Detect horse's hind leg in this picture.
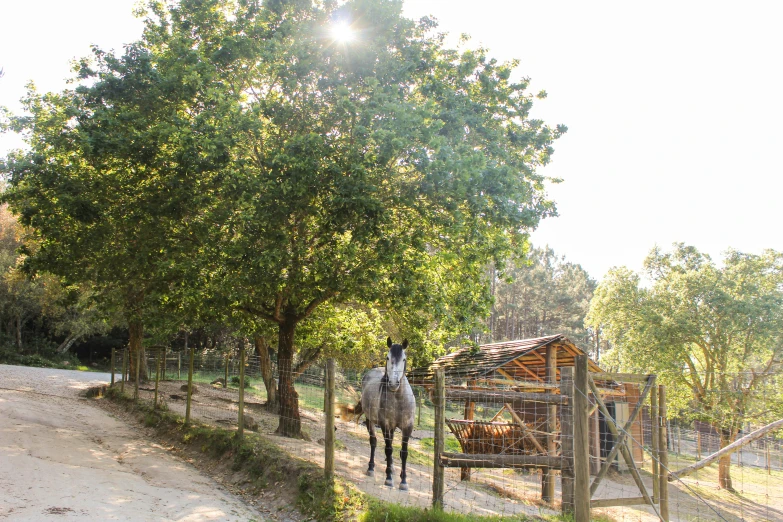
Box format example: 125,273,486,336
366,422,377,476
383,426,394,487
399,425,412,491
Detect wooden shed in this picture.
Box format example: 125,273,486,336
409,335,646,473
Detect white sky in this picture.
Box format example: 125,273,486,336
1,1,781,279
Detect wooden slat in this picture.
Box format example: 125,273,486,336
440,453,562,469
446,389,567,404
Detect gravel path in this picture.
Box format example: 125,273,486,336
0,364,264,521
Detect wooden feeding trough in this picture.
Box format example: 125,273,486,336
447,418,548,456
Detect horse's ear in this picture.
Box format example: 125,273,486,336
387,337,392,348
402,339,408,349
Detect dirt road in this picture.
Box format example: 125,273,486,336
0,365,264,521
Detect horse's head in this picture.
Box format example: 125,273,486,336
384,337,408,391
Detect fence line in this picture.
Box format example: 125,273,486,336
107,348,783,521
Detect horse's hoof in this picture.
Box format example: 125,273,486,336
366,469,374,477
384,478,394,488
399,482,409,491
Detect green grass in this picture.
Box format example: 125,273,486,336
421,436,463,453
0,349,90,371
358,502,546,522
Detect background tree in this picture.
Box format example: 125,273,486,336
488,246,596,351
587,244,783,490
2,25,237,377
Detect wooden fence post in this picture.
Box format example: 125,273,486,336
658,385,669,521
417,393,423,427
121,348,127,394
542,344,557,503
224,353,230,388
110,348,116,386
238,341,246,439
560,366,575,515
134,345,140,401
573,355,590,522
325,358,336,479
178,352,181,380
432,368,445,510
153,350,161,409
162,345,167,381
651,384,659,503
185,334,194,427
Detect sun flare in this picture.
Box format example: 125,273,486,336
331,22,355,43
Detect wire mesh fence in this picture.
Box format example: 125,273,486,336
107,348,783,521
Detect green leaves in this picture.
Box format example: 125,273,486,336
588,244,783,428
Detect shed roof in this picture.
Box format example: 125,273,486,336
408,334,603,386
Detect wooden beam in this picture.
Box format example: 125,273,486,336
511,359,545,382
669,418,783,481
440,453,562,469
505,403,547,454
489,404,509,422
594,372,651,384
496,367,518,382
591,497,650,508
446,389,567,405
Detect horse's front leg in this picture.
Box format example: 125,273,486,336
366,421,377,476
399,426,412,491
383,426,394,487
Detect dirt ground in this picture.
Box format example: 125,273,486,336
0,365,264,522
152,378,783,522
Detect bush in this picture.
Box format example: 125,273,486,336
230,375,252,388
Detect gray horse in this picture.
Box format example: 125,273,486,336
356,337,416,490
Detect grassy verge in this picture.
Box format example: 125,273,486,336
100,386,559,522
0,348,90,371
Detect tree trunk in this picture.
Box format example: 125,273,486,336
276,317,302,438
128,320,147,383
57,334,78,354
254,334,279,413
718,426,736,491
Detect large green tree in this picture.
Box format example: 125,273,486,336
168,0,566,436
587,244,783,490
4,0,564,437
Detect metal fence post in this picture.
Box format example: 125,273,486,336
432,368,445,510
325,358,336,479
224,353,230,388
110,348,115,386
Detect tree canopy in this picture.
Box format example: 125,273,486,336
587,244,783,490
3,0,565,437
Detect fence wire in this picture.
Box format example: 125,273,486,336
107,349,783,521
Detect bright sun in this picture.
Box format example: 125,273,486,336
331,22,355,43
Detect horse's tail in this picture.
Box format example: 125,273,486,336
336,400,362,422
